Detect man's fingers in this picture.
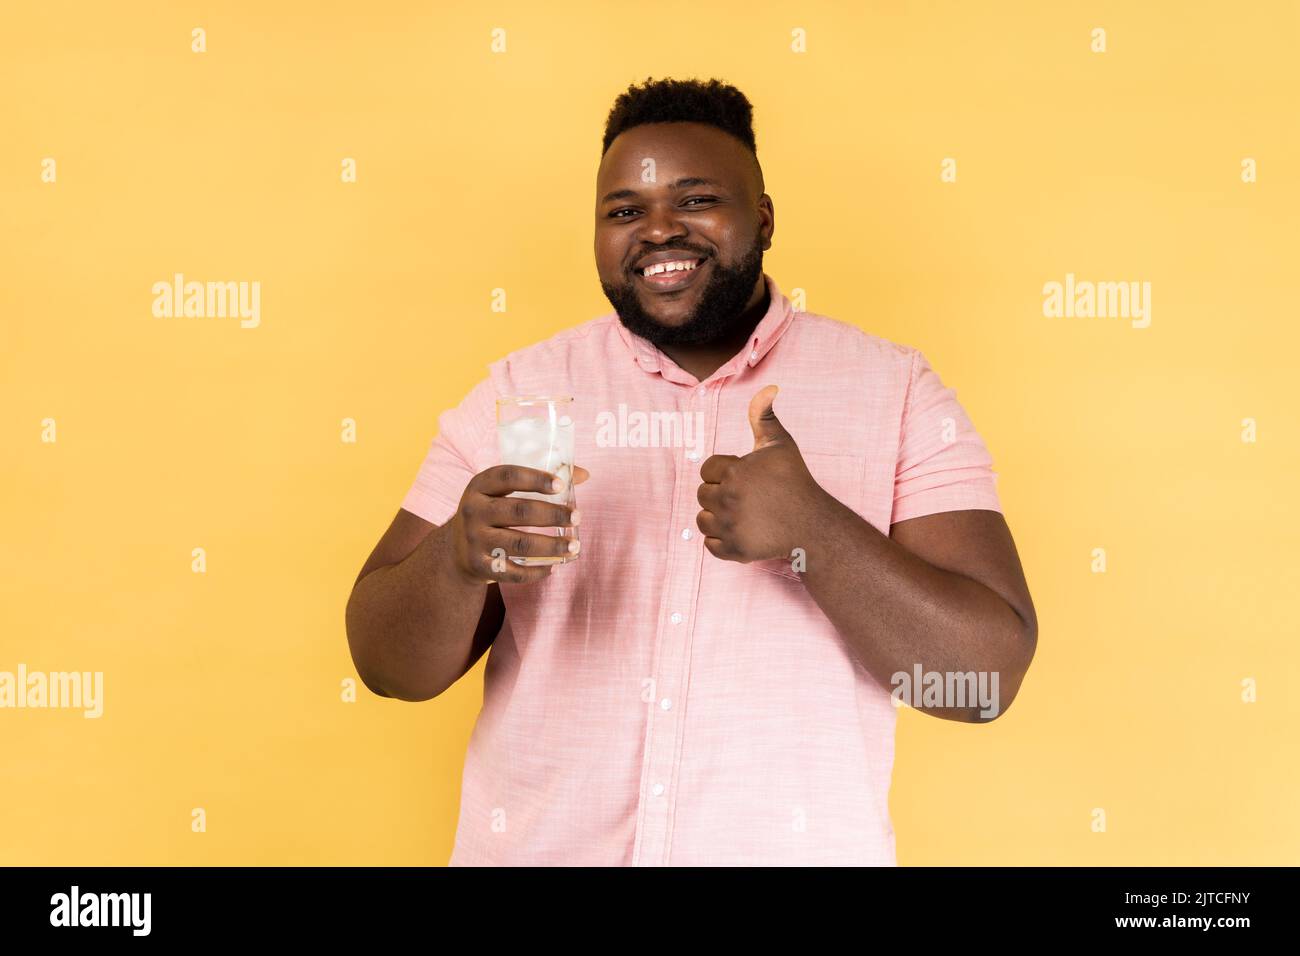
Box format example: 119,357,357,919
474,463,590,497
471,552,555,585
475,464,566,497
696,509,725,539
483,527,579,562
702,536,731,560
696,481,723,511
483,495,576,530
748,384,789,451
699,454,740,484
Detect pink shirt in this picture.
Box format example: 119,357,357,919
401,272,1002,866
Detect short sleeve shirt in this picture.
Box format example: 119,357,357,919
400,272,1002,865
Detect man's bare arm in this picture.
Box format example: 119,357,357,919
345,510,504,701
344,465,584,702
696,387,1036,723
797,503,1037,723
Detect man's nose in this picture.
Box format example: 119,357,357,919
635,202,689,245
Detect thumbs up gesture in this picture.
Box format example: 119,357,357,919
696,385,825,564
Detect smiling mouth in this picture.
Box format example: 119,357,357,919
633,256,708,292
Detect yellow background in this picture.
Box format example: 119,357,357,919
2,1,1296,865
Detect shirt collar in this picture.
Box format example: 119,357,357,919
614,272,795,386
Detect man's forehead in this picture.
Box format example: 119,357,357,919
597,123,749,188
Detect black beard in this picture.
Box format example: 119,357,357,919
601,235,765,349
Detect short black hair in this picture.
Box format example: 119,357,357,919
601,76,763,188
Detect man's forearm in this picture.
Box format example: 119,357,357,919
344,521,492,701
793,492,1034,722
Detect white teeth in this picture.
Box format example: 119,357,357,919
642,258,699,277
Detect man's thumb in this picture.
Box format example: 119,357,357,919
748,384,788,450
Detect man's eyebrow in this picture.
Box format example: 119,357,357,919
599,176,723,205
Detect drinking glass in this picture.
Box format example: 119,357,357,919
495,396,578,566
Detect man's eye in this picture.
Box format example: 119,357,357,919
609,197,716,218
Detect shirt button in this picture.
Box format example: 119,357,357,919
680,528,694,541
685,449,701,462
696,385,706,396
652,783,665,796
670,612,683,624
660,698,672,711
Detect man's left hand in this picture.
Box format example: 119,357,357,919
696,385,829,563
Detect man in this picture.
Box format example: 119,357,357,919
345,77,1037,866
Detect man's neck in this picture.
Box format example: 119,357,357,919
658,282,771,384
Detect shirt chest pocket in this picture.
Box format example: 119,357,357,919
751,451,865,582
